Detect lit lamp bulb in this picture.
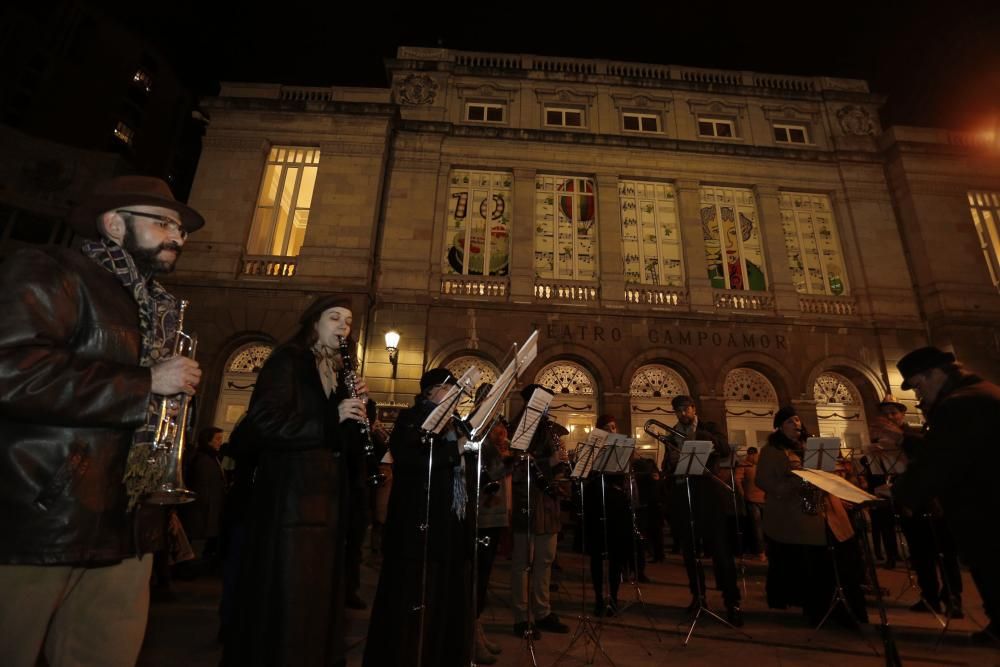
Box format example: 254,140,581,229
384,330,400,377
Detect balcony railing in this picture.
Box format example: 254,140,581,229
799,294,858,316
624,285,687,307
534,280,599,303
440,275,508,298
713,289,774,311
240,255,297,278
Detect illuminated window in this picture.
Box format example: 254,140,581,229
246,147,320,257
445,170,512,276
465,102,505,123
773,123,809,144
701,186,767,291
619,180,683,286
132,68,153,94
623,112,660,133
697,117,735,138
779,192,848,295
534,175,597,280
968,191,1000,292
544,107,584,128
112,121,134,146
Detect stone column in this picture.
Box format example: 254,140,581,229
595,172,626,307
753,184,800,314
510,167,537,302
675,179,714,311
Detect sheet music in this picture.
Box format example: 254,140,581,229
571,428,608,478
420,367,481,434
466,330,539,437
592,433,635,474
868,444,907,475
803,437,841,472
509,388,553,451
793,469,878,504
676,440,714,476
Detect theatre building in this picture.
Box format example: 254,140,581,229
174,46,1000,457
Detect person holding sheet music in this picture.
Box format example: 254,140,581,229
664,395,744,626
509,384,571,638
757,406,868,627
364,368,472,667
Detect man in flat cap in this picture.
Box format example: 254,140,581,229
0,176,204,666
890,346,1000,642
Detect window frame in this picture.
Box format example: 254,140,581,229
544,106,586,129
697,116,737,139
622,111,661,134
779,192,849,296
773,122,810,145
969,191,1000,292
245,146,321,258
465,102,506,124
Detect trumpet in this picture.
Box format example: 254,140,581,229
146,300,197,505
643,418,687,443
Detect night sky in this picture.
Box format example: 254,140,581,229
107,0,999,131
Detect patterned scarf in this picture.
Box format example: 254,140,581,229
82,238,179,510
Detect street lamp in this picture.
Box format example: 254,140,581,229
385,330,400,378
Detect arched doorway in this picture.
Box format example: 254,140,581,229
534,360,598,452
813,371,868,452
629,364,690,467
445,355,501,417
724,367,779,450
214,342,274,440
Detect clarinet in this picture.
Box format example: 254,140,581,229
338,336,385,488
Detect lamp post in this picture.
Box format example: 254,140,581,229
385,330,400,378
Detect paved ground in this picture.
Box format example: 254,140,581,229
137,546,1000,666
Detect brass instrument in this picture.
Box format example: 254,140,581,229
146,300,197,505
643,418,687,445
338,336,385,488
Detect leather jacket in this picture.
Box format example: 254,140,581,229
0,247,163,565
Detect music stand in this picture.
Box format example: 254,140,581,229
556,431,616,667
717,448,748,598
676,440,752,646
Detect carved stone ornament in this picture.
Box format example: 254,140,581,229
397,74,439,105
836,105,877,136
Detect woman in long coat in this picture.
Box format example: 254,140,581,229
223,295,368,667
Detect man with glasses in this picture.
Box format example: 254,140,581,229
0,175,204,666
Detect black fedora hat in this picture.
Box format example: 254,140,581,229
68,175,205,237
897,346,956,390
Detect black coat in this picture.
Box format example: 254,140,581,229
224,342,348,667
363,398,471,667
894,371,1000,559
0,247,162,565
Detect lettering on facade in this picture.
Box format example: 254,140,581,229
537,323,787,351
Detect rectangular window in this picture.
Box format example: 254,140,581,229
132,68,153,94
246,147,321,257
779,193,848,295
697,117,735,138
701,186,767,291
544,107,584,128
619,180,683,286
535,175,597,280
969,191,1000,291
773,123,809,144
445,170,512,276
465,102,505,123
112,121,134,146
623,112,660,133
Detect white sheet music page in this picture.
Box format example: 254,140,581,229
793,469,878,504
676,440,714,476
803,437,841,472
420,367,481,433
592,433,635,474
509,388,553,451
571,428,609,478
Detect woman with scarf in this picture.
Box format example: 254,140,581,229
757,406,868,627
223,295,367,667
363,368,472,667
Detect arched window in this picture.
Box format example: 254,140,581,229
214,342,274,439
723,367,779,450
534,361,597,447
813,371,867,451
445,355,500,416
629,364,690,466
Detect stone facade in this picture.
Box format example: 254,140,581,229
172,48,1000,449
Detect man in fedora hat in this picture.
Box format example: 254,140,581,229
0,175,204,666
889,346,1000,642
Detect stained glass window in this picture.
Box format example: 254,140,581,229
536,362,595,395
723,368,778,403
779,192,848,295
629,365,689,398
701,186,767,291
813,372,859,405
620,180,683,287
535,176,597,280
446,170,512,276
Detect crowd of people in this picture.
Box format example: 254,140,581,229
1,175,998,667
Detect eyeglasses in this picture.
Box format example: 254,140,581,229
118,210,188,239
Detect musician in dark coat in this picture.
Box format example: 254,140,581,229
222,295,368,667
890,347,1000,643
363,368,472,667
